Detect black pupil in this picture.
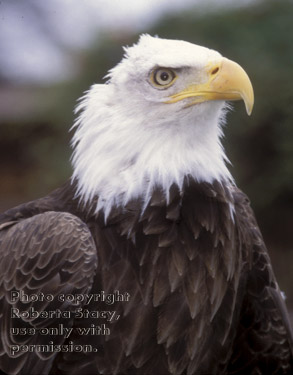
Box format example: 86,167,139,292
160,72,169,81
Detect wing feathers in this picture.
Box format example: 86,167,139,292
0,211,97,375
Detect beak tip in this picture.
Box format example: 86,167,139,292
243,91,254,116
245,98,254,116
247,107,253,116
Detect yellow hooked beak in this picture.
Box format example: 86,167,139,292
166,57,254,115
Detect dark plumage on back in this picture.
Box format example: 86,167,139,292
0,35,292,374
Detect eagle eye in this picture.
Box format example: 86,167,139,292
151,68,177,89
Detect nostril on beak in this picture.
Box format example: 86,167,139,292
211,67,220,75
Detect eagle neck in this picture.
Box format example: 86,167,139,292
71,85,233,219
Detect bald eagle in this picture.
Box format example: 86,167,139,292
0,35,292,375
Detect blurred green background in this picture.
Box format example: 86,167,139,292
0,0,292,315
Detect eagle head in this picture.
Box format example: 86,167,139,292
71,35,254,217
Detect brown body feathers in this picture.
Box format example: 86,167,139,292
0,178,292,374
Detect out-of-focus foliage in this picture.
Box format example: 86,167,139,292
0,0,292,300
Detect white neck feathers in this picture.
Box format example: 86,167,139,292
71,84,233,217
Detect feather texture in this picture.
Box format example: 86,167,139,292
0,180,291,374
0,209,97,375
